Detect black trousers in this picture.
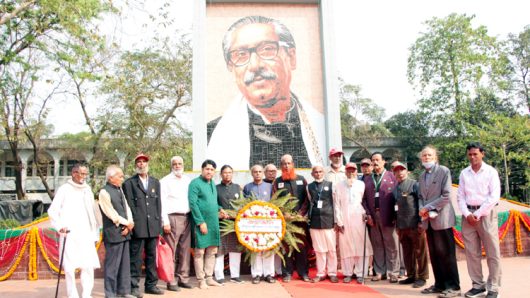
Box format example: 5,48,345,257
282,223,309,278
426,224,460,291
104,241,130,296
130,237,158,290
282,245,309,278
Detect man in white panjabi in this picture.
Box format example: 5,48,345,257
335,162,373,284
48,164,100,298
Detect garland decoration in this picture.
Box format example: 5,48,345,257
453,210,530,255
235,200,285,252
0,230,29,281
37,228,61,273
16,217,50,230
220,189,306,262
28,228,38,280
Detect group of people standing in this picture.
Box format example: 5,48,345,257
47,142,502,298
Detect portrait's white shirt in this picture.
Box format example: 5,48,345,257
207,94,325,170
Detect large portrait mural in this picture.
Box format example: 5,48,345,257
204,2,326,170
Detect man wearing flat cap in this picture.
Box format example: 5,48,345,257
123,153,164,297
360,158,373,180
325,148,346,185
392,162,429,288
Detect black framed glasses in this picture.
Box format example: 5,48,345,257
228,41,287,66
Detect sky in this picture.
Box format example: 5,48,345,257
49,0,529,135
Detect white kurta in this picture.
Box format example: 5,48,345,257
335,180,373,258
48,179,100,271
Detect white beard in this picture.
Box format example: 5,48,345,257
331,161,342,169
136,165,149,175
173,169,183,177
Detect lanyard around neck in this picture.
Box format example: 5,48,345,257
372,170,385,192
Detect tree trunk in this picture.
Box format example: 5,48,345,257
502,143,510,197
7,141,25,200
25,131,55,199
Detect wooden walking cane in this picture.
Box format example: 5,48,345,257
55,230,70,298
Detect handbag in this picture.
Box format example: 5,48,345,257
156,235,175,283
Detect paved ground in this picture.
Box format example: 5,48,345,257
1,257,528,297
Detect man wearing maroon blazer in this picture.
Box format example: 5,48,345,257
362,152,400,283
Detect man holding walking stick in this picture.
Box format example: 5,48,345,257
48,164,101,298
335,162,372,284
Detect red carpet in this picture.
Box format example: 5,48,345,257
280,270,388,298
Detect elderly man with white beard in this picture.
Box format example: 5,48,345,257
325,148,346,185
335,162,373,284
160,156,193,291
48,164,100,298
123,153,164,297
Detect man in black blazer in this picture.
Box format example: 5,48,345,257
123,153,164,297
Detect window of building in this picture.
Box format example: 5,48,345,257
4,161,16,177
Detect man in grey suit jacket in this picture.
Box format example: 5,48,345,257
417,146,460,298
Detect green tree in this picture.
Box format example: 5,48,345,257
1,0,111,68
506,25,530,112
384,110,431,170
407,13,511,136
1,0,113,199
470,114,529,200
339,78,391,155
100,36,192,176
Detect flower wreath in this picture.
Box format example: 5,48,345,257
235,201,286,252
219,189,307,261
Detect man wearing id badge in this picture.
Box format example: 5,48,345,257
272,154,310,282
214,165,244,284
307,165,338,283
361,152,400,283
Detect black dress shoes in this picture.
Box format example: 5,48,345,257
145,286,164,295
166,284,180,291
178,282,194,289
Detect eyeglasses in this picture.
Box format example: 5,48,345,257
228,41,287,67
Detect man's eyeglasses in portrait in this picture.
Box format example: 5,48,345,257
228,41,289,67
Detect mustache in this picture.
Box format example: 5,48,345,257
244,69,277,85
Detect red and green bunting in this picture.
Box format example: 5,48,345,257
453,210,530,253
1,210,529,280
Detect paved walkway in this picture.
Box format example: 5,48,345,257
1,257,528,297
